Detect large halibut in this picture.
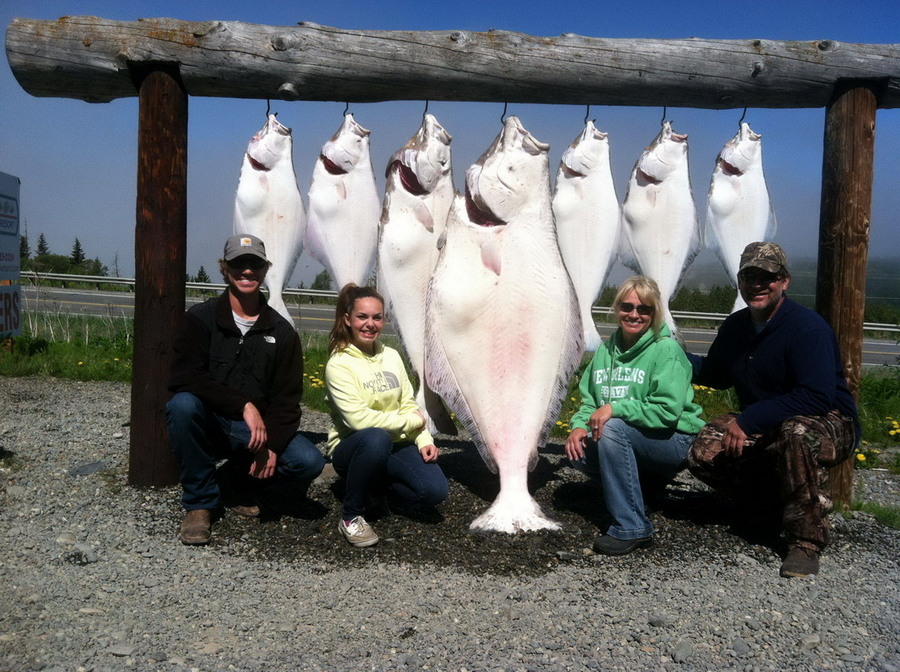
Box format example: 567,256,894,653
233,114,306,325
621,121,702,343
426,116,583,533
378,113,457,435
553,120,622,352
706,122,777,312
306,113,380,289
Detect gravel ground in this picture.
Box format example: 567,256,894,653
1,377,899,672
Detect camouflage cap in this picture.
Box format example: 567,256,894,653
738,241,789,276
224,234,269,264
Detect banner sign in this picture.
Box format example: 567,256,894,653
0,171,21,337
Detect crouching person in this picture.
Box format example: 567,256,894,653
687,242,858,577
166,234,324,545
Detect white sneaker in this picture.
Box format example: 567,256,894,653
339,516,379,547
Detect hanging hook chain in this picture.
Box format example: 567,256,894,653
265,98,271,118
423,100,430,120
660,106,667,125
584,104,591,125
500,102,508,124
343,102,350,116
738,107,748,127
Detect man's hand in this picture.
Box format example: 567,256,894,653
242,402,267,453
565,427,588,461
420,444,440,463
249,449,276,479
722,417,748,458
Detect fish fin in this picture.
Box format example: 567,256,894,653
617,224,642,274
303,212,330,270
536,289,584,453
417,384,459,436
765,203,777,241
414,201,435,233
480,240,502,275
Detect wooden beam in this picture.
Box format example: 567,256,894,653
815,80,877,508
128,64,187,488
6,16,900,108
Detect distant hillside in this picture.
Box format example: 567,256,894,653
681,256,900,309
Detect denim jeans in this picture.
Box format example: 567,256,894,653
574,418,693,540
166,392,325,510
330,427,449,519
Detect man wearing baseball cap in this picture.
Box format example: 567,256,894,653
687,242,859,577
165,234,324,545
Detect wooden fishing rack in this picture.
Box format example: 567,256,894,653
7,17,898,502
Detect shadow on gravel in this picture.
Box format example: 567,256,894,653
183,436,800,577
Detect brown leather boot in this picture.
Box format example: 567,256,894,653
179,509,212,545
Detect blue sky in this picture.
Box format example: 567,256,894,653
2,0,899,287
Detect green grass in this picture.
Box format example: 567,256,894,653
3,313,898,453
849,501,900,530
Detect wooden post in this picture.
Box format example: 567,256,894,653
128,65,188,487
816,80,878,508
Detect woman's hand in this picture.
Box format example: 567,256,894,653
722,416,748,458
420,444,440,463
588,404,613,441
565,428,588,461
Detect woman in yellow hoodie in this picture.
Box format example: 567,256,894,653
325,283,448,547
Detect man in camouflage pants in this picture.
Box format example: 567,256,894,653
687,242,859,578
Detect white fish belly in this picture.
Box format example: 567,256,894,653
378,180,454,433
427,212,581,532
706,170,775,311
233,159,306,324
554,170,620,352
306,166,380,289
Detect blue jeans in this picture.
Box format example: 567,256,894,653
166,392,325,510
331,427,449,519
574,418,692,540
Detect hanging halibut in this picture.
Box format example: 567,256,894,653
426,116,583,533
378,113,457,436
233,114,306,325
706,122,777,312
306,113,380,289
621,121,702,343
552,120,622,352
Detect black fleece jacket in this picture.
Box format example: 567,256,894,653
168,291,303,454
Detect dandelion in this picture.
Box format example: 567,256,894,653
857,453,866,462
77,361,84,366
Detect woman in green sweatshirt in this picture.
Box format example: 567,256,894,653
566,276,704,556
325,283,448,548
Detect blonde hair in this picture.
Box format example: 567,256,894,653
328,283,385,354
612,275,664,335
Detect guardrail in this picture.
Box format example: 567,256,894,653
19,271,900,334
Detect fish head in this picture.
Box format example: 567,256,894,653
245,114,293,171
635,121,688,184
465,116,550,226
387,113,453,195
717,122,762,176
320,113,371,174
559,120,610,178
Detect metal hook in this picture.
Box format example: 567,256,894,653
265,98,271,118
343,102,350,116
660,106,667,125
738,107,748,127
584,105,591,125
423,100,430,120
500,102,509,124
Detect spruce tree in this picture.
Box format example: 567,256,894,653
71,238,86,266
36,233,49,256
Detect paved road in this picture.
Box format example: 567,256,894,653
21,285,900,366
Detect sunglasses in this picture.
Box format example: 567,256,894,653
619,302,653,316
227,256,268,271
738,269,780,285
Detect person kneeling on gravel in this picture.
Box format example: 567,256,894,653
687,242,859,578
166,234,325,545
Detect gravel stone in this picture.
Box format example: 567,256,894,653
1,376,899,672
